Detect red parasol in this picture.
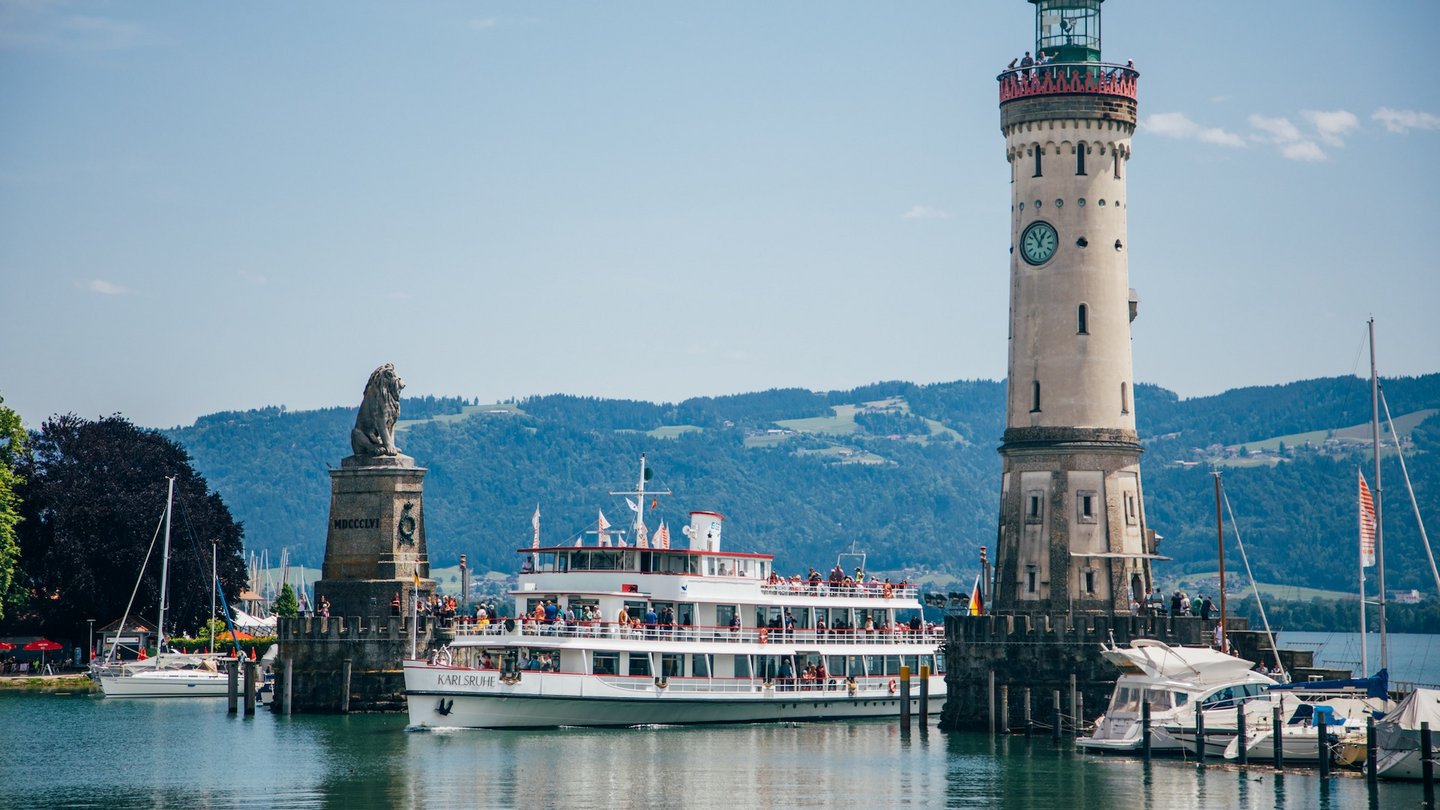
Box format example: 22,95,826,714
0,641,15,651
23,638,62,671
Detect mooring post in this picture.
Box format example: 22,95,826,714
1000,685,1010,735
1069,674,1078,737
227,659,239,715
1141,701,1152,762
1366,714,1377,784
1273,703,1284,770
1236,701,1248,766
243,660,256,716
899,665,912,729
988,670,996,737
1195,701,1206,765
282,657,293,716
1052,690,1062,744
1422,722,1435,809
1317,711,1330,778
1076,693,1084,737
340,658,353,714
1024,687,1033,738
918,664,930,725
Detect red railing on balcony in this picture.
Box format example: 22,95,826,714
998,62,1138,104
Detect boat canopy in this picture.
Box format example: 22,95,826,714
1269,668,1389,700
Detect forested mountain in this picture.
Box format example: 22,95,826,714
165,374,1440,594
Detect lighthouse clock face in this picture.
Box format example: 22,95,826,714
1020,220,1059,265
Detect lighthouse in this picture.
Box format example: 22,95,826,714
991,0,1156,614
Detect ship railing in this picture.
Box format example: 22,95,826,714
593,674,922,695
996,61,1139,104
757,582,918,600
454,621,941,646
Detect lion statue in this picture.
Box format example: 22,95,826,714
350,363,404,457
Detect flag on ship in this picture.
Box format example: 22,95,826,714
636,520,649,549
626,497,639,513
531,504,541,549
656,521,671,549
1359,470,1377,568
968,574,984,616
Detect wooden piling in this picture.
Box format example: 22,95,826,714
899,665,912,729
1317,711,1329,778
1194,701,1206,765
1024,687,1033,738
918,664,930,724
1068,674,1077,737
1366,714,1376,784
1141,701,1152,762
282,657,293,716
1272,703,1283,770
1422,722,1434,809
1236,702,1248,766
340,658,353,714
242,660,256,716
988,670,996,736
1000,685,1010,735
1052,690,1061,744
227,659,238,715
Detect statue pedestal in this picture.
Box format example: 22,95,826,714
314,454,434,618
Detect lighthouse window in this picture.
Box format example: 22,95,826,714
1031,381,1041,413
1026,567,1038,594
1077,304,1089,334
1025,491,1043,524
1121,382,1131,414
1054,199,1064,209
1033,149,1043,177
1078,198,1086,207
1077,144,1087,175
1078,491,1097,523
1114,153,1123,179
1084,569,1097,594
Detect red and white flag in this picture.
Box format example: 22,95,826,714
656,521,671,549
1359,470,1377,568
531,505,541,549
636,521,649,549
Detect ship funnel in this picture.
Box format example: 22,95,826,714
684,511,725,552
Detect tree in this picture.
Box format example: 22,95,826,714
273,583,299,619
10,414,247,641
0,394,25,622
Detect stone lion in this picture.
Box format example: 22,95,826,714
350,363,404,457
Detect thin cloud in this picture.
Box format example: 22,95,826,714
1302,110,1359,146
1142,112,1246,148
903,205,950,220
468,17,498,31
83,279,133,296
1280,141,1326,162
1248,114,1301,144
0,12,157,51
1373,107,1440,134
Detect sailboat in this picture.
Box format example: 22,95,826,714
95,477,235,698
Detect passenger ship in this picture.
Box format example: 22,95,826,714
404,457,947,729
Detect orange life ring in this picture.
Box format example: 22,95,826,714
888,679,897,694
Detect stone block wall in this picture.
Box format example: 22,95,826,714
277,615,443,713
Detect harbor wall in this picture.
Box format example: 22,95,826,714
277,615,444,713
939,613,1321,733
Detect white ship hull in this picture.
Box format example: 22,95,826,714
98,669,230,698
405,662,945,729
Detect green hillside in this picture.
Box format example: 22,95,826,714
165,374,1440,595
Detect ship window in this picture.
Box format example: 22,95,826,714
1076,144,1087,175
1145,689,1175,711
1174,692,1189,707
592,652,619,675
660,654,684,677
1033,149,1043,177
691,654,710,677
627,653,652,677
735,656,752,678
1077,304,1089,334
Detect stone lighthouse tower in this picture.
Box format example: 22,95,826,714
992,0,1157,614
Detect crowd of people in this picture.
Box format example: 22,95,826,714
1131,588,1217,621
763,565,914,599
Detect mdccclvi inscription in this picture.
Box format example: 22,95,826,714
333,517,381,530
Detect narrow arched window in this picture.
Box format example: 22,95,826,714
1077,304,1089,334
1113,151,1123,180
1033,149,1043,178
1031,381,1042,413
1076,144,1087,176
1121,382,1130,414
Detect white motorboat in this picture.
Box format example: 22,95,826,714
1077,639,1276,755
404,456,946,729
1374,687,1440,780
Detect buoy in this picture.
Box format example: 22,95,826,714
888,679,897,695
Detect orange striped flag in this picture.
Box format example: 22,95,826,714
1359,470,1377,568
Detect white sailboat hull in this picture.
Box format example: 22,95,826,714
98,669,230,698
405,662,945,729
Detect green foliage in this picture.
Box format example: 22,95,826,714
0,394,25,622
1232,596,1440,635
273,583,299,619
8,414,247,640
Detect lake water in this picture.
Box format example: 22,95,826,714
1,689,1427,809
1276,631,1440,687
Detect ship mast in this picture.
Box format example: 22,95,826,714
1368,318,1388,671
156,476,176,654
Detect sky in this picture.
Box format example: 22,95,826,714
3,1,1438,430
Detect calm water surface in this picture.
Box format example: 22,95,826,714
0,691,1424,809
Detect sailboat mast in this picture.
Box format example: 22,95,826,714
636,454,647,536
157,476,175,653
1369,318,1388,671
1213,471,1228,654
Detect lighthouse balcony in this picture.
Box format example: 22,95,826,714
998,62,1138,104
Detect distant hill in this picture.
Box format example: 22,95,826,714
165,374,1440,595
